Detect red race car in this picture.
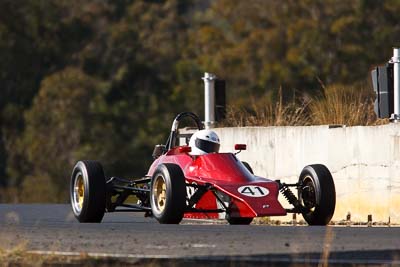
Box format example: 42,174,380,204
70,112,336,225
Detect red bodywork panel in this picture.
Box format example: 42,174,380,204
146,146,287,219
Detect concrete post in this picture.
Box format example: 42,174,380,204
391,48,400,121
202,72,217,129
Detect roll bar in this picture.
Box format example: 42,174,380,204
166,112,204,150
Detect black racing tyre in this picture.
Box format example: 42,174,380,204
298,164,336,226
241,161,254,174
70,160,106,223
150,164,186,224
227,217,253,225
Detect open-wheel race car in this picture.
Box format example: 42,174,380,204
70,112,336,225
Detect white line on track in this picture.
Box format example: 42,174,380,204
27,250,177,259
144,243,216,249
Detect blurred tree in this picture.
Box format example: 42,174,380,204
13,68,112,201
0,0,100,188
186,0,400,106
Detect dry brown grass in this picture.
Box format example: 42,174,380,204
224,85,388,127
223,88,311,127
309,85,381,126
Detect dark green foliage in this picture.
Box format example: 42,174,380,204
0,0,398,202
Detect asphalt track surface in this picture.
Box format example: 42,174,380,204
1,204,400,266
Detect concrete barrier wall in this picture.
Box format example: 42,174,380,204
211,124,400,223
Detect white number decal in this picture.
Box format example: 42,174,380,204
238,185,269,197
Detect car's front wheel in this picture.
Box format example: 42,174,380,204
150,164,186,224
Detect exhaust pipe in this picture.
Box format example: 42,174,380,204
202,72,217,129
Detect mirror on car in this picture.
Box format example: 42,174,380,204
234,144,247,150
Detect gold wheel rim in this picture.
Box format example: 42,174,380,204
73,174,85,213
153,175,167,213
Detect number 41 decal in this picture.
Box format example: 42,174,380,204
237,185,269,197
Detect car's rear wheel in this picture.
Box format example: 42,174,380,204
227,217,253,225
150,164,186,224
298,164,336,225
70,160,106,223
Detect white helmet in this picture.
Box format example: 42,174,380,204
189,129,220,155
